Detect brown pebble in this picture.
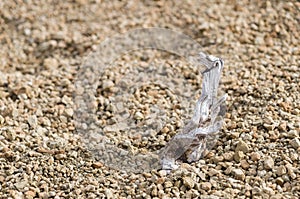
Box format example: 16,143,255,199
0,175,5,183
54,154,66,160
240,159,250,169
92,162,104,168
251,152,261,161
156,177,165,184
201,182,211,191
234,151,245,162
275,165,286,176
25,190,36,198
235,140,249,153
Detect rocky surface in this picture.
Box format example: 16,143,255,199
0,0,299,198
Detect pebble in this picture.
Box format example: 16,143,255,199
161,126,170,134
44,58,59,69
55,154,66,160
105,189,114,199
264,157,274,170
275,177,284,186
234,151,245,162
25,190,36,198
14,180,28,190
36,126,47,134
290,138,300,149
92,162,104,168
275,165,287,176
232,169,245,181
102,80,114,90
64,108,74,117
182,177,194,189
223,152,234,161
158,170,167,177
208,168,219,176
200,182,211,191
251,152,261,161
164,181,173,188
27,115,38,128
240,160,250,170
134,111,144,120
235,140,249,153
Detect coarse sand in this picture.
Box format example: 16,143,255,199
0,0,299,198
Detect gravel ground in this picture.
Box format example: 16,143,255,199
1,0,300,198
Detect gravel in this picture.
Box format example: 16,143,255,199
1,0,300,198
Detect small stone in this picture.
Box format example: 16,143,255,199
232,169,245,181
275,177,284,186
64,108,74,117
134,111,144,120
287,130,298,138
224,166,233,175
105,188,114,199
62,95,72,106
251,152,261,161
48,157,54,164
255,35,264,45
24,28,31,36
201,182,211,191
234,151,245,162
28,115,38,128
275,165,286,176
223,152,234,161
143,172,152,178
0,115,4,124
156,177,165,184
158,170,167,177
44,58,59,69
278,122,287,131
92,162,104,168
102,80,114,90
263,186,275,195
183,176,195,189
0,175,5,183
49,191,56,197
240,159,250,169
213,155,224,163
36,108,43,117
12,108,19,118
164,181,172,188
264,123,275,130
252,187,262,195
290,152,298,161
10,190,23,199
36,126,47,134
264,157,274,170
151,186,158,196
270,194,284,199
85,185,95,192
161,126,169,134
14,180,28,190
25,190,36,198
290,138,300,149
208,168,219,176
235,140,249,153
54,154,66,160
41,117,51,127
